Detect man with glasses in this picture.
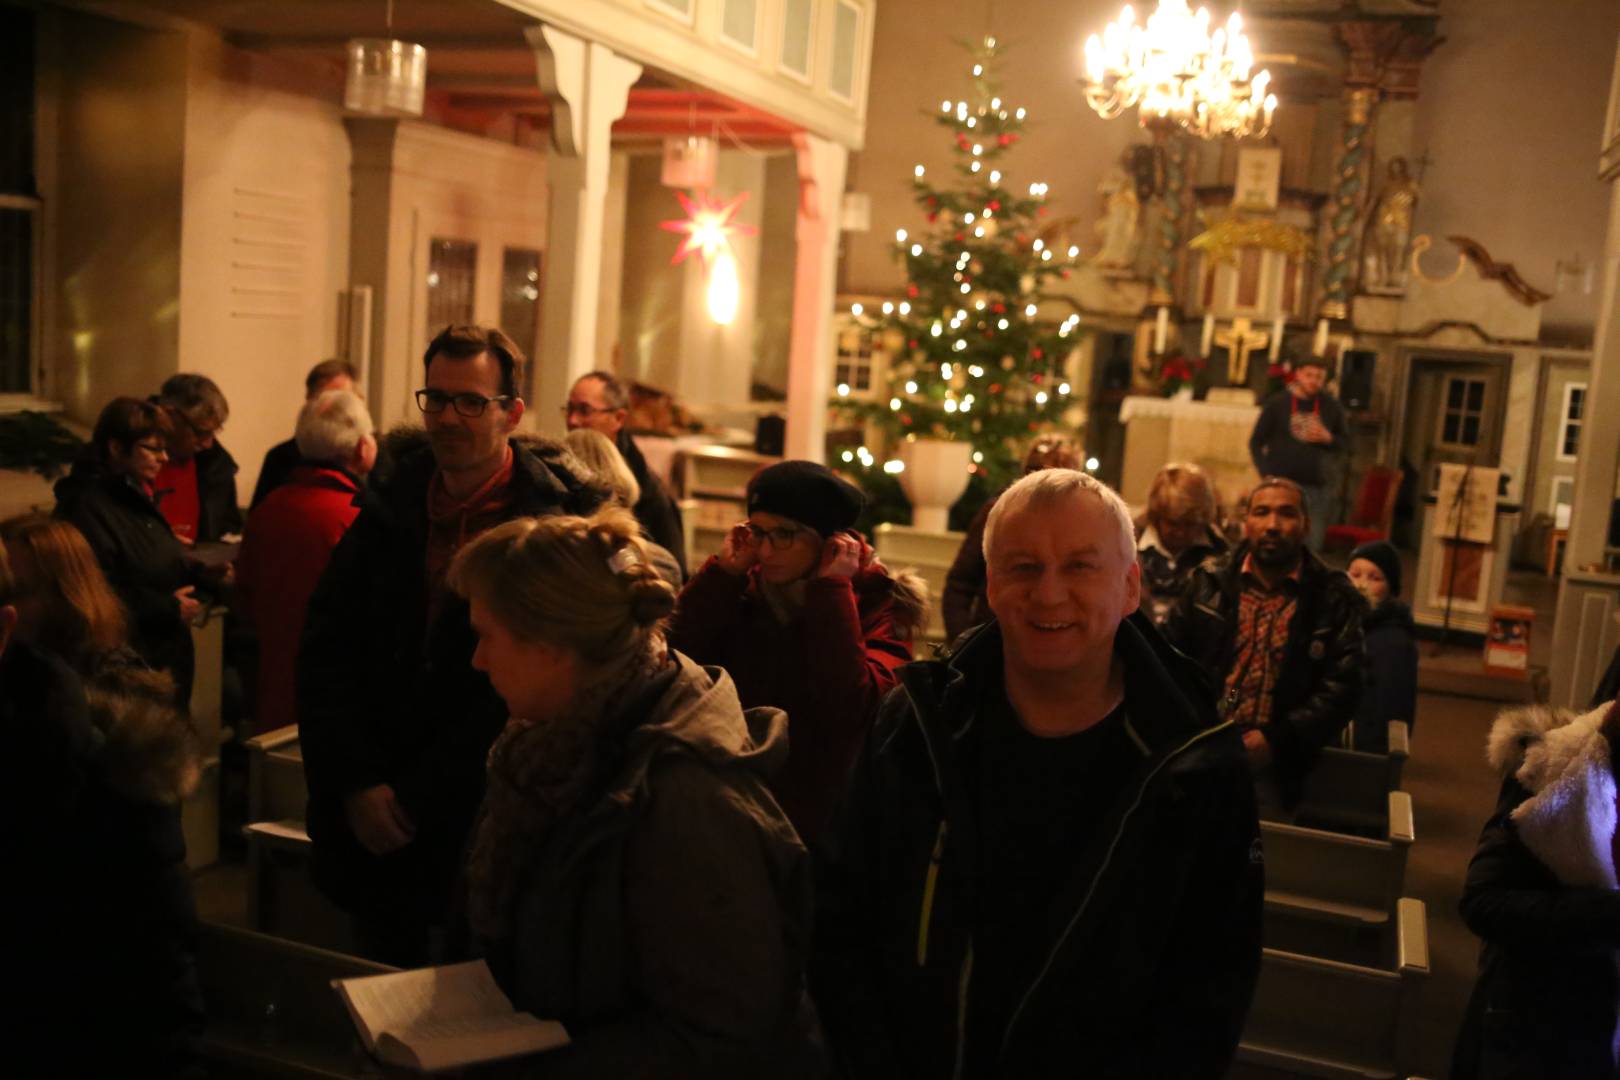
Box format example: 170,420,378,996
154,373,241,545
298,324,604,965
564,371,686,578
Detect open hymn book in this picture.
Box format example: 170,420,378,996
333,960,570,1073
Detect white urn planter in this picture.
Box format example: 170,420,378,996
898,438,973,534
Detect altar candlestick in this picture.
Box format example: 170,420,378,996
1200,314,1215,357
1312,317,1329,357
1270,316,1285,361
1154,306,1169,354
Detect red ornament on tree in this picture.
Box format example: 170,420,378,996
998,135,1013,147
927,212,939,223
992,302,1005,314
988,200,1001,211
989,383,1003,394
907,284,919,298
1032,347,1044,359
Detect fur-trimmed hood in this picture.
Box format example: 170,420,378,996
1487,701,1619,889
84,665,201,807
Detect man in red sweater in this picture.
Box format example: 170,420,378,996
236,389,376,734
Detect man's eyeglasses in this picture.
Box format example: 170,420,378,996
746,523,805,550
416,389,513,418
562,402,619,419
134,441,169,457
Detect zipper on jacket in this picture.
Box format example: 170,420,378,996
917,819,949,967
951,940,975,1080
997,719,1237,1062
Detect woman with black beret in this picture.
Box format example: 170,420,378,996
668,461,926,845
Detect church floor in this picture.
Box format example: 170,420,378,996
1396,688,1516,1079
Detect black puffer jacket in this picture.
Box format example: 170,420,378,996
1160,543,1365,807
54,461,200,697
1453,701,1620,1080
1353,599,1418,753
812,615,1263,1078
5,644,205,1078
193,442,243,542
297,437,605,920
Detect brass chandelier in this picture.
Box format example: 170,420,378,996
1081,1,1277,140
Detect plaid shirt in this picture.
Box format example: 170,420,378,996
1222,552,1302,728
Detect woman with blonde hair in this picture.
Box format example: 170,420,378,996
449,505,821,1076
0,513,139,678
1137,462,1227,625
563,428,683,587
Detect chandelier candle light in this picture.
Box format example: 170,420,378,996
1082,1,1277,139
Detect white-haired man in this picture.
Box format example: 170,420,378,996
813,468,1262,1077
236,389,377,734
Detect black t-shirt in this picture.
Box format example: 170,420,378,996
966,666,1139,1072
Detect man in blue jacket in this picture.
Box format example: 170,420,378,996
812,469,1263,1077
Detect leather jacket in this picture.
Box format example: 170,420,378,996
1160,543,1365,806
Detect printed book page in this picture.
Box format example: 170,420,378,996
333,961,570,1072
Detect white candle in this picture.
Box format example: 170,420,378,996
1200,313,1215,357
1154,306,1169,354
1312,317,1329,357
1270,316,1285,361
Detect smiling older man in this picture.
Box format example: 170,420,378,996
812,468,1262,1078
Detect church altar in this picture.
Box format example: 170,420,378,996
1118,395,1263,512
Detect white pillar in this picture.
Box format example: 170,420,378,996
1549,158,1620,706
528,25,641,435
783,133,848,462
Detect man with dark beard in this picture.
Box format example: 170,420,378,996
1162,476,1364,813
298,325,604,965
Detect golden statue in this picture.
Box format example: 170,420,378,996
1363,157,1420,292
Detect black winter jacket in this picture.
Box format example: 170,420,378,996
55,461,200,697
1353,599,1418,753
296,438,605,919
811,615,1263,1079
1453,702,1620,1080
1160,543,1365,806
1247,389,1349,487
617,429,687,579
193,441,243,541
3,642,205,1078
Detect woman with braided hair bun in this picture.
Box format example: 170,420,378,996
448,506,823,1077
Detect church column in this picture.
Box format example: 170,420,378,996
1319,86,1376,323
783,132,849,462
1151,133,1189,304
1549,172,1620,706
527,25,641,434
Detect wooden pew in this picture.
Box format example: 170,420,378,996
1263,791,1415,935
1234,898,1430,1080
1290,721,1411,837
197,921,393,1078
241,728,351,951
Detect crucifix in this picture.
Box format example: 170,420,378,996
1212,317,1270,386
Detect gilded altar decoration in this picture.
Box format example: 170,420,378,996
1188,214,1315,265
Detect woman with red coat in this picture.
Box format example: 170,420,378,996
236,389,377,733
669,461,926,845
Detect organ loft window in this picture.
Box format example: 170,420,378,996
0,5,39,397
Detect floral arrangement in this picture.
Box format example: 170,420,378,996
1265,361,1294,398
1157,354,1207,398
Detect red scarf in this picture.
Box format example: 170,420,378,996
424,446,516,616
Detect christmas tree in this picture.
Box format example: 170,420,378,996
834,35,1084,492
